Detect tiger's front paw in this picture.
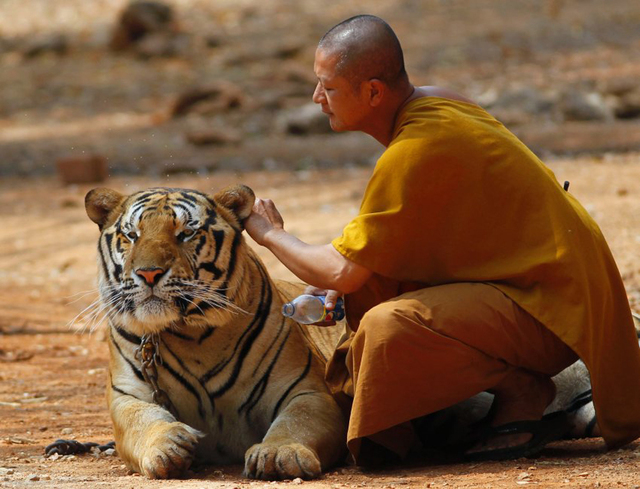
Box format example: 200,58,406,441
244,442,322,480
139,422,203,479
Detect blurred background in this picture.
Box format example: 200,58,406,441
3,3,640,485
1,0,640,178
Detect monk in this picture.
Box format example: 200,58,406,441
244,14,640,464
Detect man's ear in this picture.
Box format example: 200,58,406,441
368,79,385,107
85,188,125,230
213,184,256,225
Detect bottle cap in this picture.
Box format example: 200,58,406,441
282,303,295,318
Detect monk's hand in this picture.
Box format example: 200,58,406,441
244,198,284,246
304,286,343,327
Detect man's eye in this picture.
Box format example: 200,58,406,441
178,228,197,242
125,230,138,242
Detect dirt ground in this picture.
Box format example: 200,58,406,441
3,156,640,488
3,0,640,487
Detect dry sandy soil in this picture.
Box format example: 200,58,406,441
3,156,640,488
3,0,640,487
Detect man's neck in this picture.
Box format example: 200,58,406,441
369,84,415,147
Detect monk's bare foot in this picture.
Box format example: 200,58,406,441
467,369,556,455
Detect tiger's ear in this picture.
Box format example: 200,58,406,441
85,188,125,230
213,184,256,225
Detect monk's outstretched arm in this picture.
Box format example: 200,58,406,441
244,198,371,297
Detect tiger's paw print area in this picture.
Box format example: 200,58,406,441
244,443,322,480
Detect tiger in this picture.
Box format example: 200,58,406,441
82,184,636,478
84,184,347,480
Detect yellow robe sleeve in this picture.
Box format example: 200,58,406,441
332,97,640,448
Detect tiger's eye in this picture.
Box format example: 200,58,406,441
178,228,196,242
126,231,138,242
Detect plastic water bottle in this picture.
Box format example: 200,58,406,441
281,294,345,324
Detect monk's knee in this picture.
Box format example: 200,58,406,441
356,299,431,343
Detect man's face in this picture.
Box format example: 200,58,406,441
312,48,370,132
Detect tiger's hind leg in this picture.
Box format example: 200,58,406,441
243,392,346,480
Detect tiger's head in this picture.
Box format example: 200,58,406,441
85,185,256,335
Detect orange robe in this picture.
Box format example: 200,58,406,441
330,97,640,449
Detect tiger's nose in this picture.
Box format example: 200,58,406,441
135,267,166,287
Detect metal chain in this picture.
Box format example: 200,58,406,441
134,333,179,419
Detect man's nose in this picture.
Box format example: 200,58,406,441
312,82,325,104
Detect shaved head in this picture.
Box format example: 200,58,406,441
318,15,408,89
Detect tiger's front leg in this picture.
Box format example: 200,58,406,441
108,342,203,479
244,392,346,480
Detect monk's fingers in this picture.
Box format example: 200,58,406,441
325,290,342,310
253,198,284,227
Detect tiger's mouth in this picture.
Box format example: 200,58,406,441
131,292,179,328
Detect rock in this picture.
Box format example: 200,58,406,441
22,33,68,58
110,1,177,53
485,87,556,125
171,84,244,117
278,102,332,135
560,90,612,122
56,155,108,185
26,474,39,482
614,89,640,120
185,128,241,146
487,87,555,115
60,428,73,436
292,478,304,484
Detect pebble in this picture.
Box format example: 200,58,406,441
104,448,116,456
26,474,39,481
292,478,303,484
0,468,15,475
61,428,73,435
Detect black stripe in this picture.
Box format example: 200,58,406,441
198,327,215,344
203,262,273,393
238,328,292,416
114,325,141,345
252,316,286,376
160,341,206,419
178,192,199,204
271,349,313,422
194,234,208,257
111,383,142,400
104,233,122,282
166,330,194,341
172,202,193,219
109,328,144,382
97,238,111,283
195,229,225,281
566,389,593,413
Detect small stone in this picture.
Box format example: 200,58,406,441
185,128,241,146
104,449,116,456
292,478,303,485
41,475,51,481
26,474,39,481
61,428,73,435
